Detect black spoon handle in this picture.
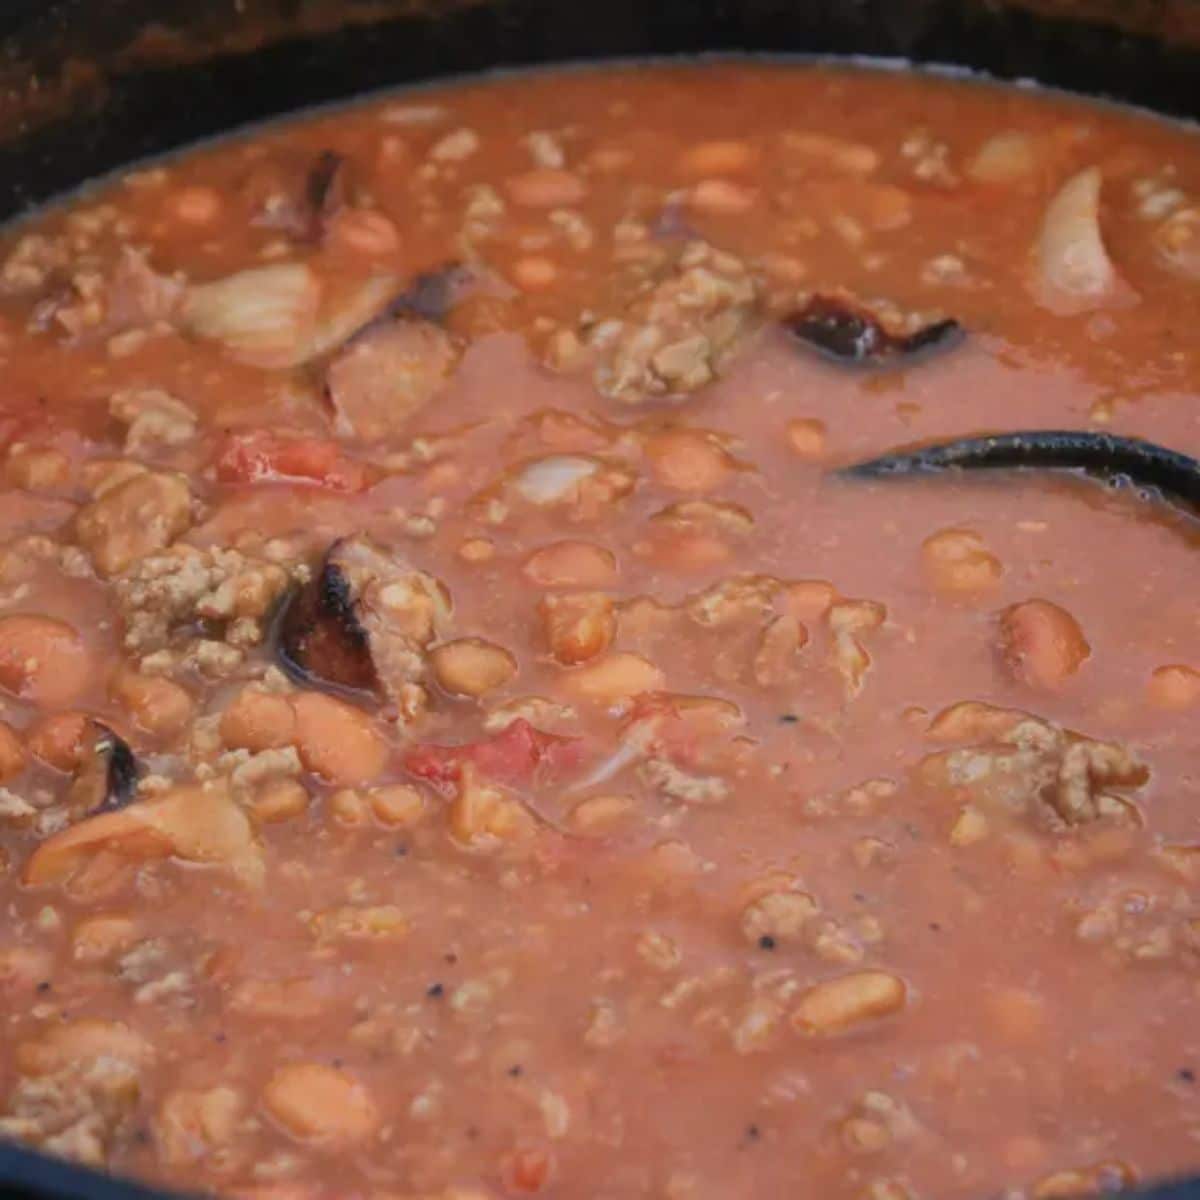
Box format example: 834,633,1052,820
840,430,1200,513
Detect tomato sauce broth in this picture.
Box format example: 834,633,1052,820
0,61,1196,1200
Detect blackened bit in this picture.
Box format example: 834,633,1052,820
784,294,964,368
71,723,141,815
305,149,348,234
840,430,1200,516
274,543,379,702
388,264,476,324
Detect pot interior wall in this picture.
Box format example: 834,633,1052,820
0,0,1197,218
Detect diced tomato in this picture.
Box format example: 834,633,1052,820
216,431,369,492
500,1144,556,1194
404,718,585,790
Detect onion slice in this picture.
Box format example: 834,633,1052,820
182,263,321,367
182,264,401,369
24,783,263,889
1034,167,1131,314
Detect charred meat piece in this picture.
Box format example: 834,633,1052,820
276,560,378,702
276,536,450,718
69,723,141,816
306,150,348,237
841,430,1200,516
784,294,963,368
387,264,477,323
325,317,459,441
247,149,348,241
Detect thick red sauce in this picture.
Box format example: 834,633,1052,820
0,62,1196,1200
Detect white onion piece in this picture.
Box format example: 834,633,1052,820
513,455,598,505
182,263,321,368
183,265,401,369
23,784,264,889
307,272,402,361
966,132,1037,184
1035,167,1130,314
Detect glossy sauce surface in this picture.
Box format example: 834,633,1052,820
0,63,1196,1200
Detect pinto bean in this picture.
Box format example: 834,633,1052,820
328,788,370,827
458,536,496,564
169,186,223,225
1000,599,1090,688
325,208,400,256
524,541,618,588
262,1062,380,1147
70,914,140,963
568,793,637,835
1032,1162,1135,1199
368,784,426,828
0,614,91,707
782,131,880,175
688,179,758,215
220,688,297,753
1147,664,1200,710
17,1018,153,1075
562,653,664,706
678,140,756,176
791,970,907,1035
512,256,559,291
431,638,518,698
28,711,91,771
0,720,27,782
229,978,326,1021
109,666,194,739
926,700,1028,742
506,168,587,208
646,430,734,494
540,593,616,665
922,528,1003,595
783,580,838,621
292,692,387,785
249,778,310,825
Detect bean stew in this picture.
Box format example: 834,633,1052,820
0,61,1197,1200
